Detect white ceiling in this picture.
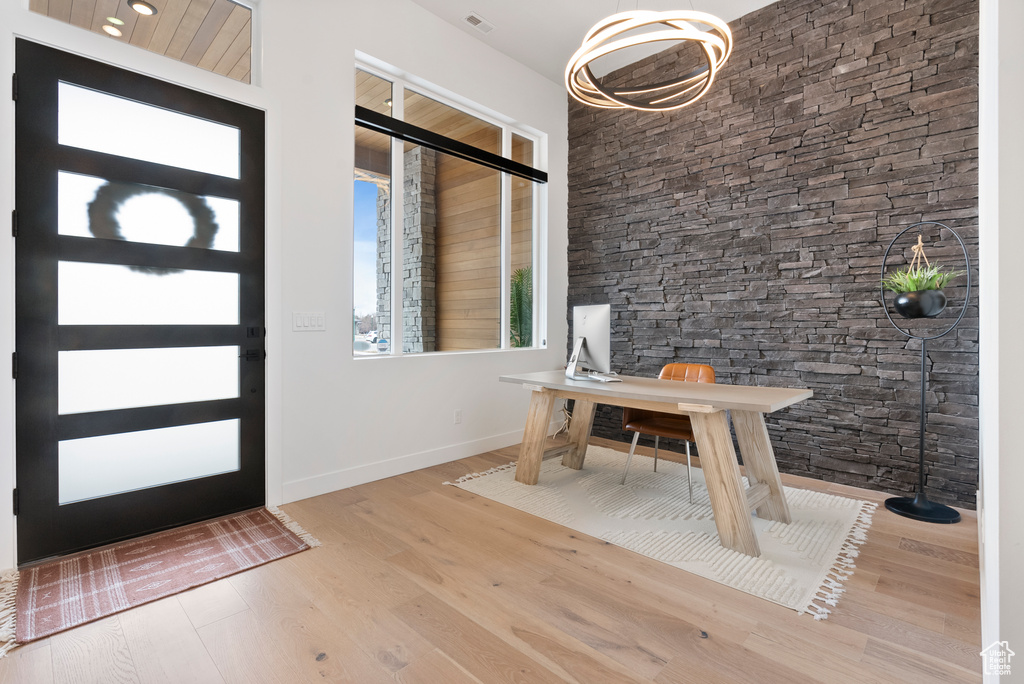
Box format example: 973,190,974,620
409,0,778,85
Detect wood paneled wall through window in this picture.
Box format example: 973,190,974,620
435,150,501,351
433,120,538,352
511,181,533,273
30,0,252,83
433,131,535,352
511,135,534,275
434,167,535,351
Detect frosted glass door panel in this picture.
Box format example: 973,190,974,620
58,82,240,179
59,347,239,415
58,419,240,505
59,262,239,325
59,172,240,252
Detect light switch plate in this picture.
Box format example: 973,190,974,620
292,311,326,331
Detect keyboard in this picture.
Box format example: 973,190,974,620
587,372,622,383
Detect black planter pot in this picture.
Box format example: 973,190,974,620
894,289,947,318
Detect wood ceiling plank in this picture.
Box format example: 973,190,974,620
164,0,216,60
356,71,393,114
117,11,141,44
226,47,251,84
212,18,251,77
96,0,140,42
355,129,391,158
404,95,500,154
47,0,73,22
354,144,391,177
69,0,95,29
127,0,166,49
146,0,190,55
31,0,250,84
88,0,121,33
181,0,235,66
197,3,250,71
356,126,394,162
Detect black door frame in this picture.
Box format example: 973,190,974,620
14,40,266,565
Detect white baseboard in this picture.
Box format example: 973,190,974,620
281,421,561,503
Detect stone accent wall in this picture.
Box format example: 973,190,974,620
375,188,391,343
567,0,980,507
376,147,438,352
402,147,437,353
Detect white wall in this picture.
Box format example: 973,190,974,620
266,0,568,501
0,0,569,568
979,0,1023,675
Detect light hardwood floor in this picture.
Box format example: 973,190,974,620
0,438,982,683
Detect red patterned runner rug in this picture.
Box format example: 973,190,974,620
0,506,319,655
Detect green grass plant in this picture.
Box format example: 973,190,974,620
882,265,962,293
510,266,532,348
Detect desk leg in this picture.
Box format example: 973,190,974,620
562,399,595,470
515,389,555,485
690,411,761,557
732,410,791,524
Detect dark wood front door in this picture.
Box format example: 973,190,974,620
14,40,266,564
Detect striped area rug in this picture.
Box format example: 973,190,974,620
0,506,319,655
447,446,875,619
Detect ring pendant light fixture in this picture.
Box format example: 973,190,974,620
565,10,732,112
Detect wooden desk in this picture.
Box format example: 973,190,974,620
500,371,813,557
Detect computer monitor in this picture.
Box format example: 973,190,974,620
566,304,613,380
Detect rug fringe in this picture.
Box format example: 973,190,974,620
0,569,19,657
806,501,877,620
267,506,321,548
443,461,518,486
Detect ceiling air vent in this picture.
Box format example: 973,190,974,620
463,12,495,35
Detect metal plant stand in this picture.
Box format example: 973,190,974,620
880,222,971,524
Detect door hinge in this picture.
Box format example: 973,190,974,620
241,349,265,361
11,73,16,102
11,210,17,238
12,489,18,516
11,352,16,380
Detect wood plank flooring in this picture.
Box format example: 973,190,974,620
0,438,982,683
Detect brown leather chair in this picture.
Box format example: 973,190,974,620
621,363,716,501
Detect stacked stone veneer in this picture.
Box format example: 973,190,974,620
402,147,437,353
375,186,391,343
567,0,979,507
376,147,438,353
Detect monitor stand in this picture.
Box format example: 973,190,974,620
565,336,587,380
565,337,621,382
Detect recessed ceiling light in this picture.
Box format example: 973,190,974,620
102,24,123,37
384,98,393,107
127,0,158,16
106,16,125,26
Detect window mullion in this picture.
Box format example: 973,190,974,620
501,128,513,349
534,139,545,348
389,86,405,355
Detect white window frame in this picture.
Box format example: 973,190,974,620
354,61,547,357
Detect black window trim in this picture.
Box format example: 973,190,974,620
355,105,548,184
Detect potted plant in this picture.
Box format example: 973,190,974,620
882,236,962,318
510,266,532,347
